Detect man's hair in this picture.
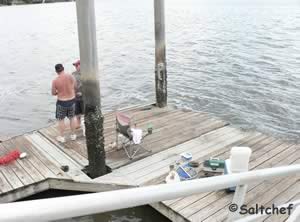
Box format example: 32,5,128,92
55,64,64,73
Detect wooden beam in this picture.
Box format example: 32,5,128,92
0,180,49,203
75,0,106,177
154,0,167,107
48,178,132,193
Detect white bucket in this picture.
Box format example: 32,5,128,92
230,147,252,173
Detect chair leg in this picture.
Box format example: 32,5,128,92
116,131,118,149
119,139,152,160
123,142,132,159
130,144,152,159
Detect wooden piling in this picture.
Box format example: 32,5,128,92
75,0,106,178
154,0,167,108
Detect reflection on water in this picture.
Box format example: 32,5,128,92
20,190,170,222
56,206,170,222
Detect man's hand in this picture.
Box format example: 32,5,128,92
51,80,57,96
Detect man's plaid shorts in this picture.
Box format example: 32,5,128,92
56,100,75,120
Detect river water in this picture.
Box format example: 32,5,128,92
0,0,300,221
0,0,300,141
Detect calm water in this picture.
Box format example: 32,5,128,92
1,0,300,221
21,190,170,222
0,0,300,141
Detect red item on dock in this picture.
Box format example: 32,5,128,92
0,150,21,165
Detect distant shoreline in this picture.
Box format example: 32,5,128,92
0,0,73,5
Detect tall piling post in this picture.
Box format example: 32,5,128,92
75,0,106,178
154,0,167,108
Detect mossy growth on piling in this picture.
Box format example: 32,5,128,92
84,104,106,178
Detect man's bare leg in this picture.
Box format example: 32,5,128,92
57,119,66,143
70,117,77,140
76,115,81,128
58,119,65,137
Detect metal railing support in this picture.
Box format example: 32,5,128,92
227,147,252,222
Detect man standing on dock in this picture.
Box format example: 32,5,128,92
72,60,84,129
52,64,77,143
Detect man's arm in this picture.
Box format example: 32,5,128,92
72,75,81,96
73,75,78,91
51,80,57,96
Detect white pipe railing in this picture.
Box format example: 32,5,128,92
0,164,299,222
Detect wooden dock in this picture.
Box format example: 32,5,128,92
0,104,299,221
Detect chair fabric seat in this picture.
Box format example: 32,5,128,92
115,112,151,159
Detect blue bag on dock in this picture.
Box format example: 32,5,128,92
176,165,197,181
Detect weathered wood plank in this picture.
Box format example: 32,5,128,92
263,190,300,222
103,106,177,135
103,110,206,145
49,178,131,192
0,180,49,203
107,114,222,169
0,142,34,186
135,128,250,185
137,114,218,150
167,132,267,210
9,137,45,182
26,133,90,181
253,180,300,222
202,174,299,222
37,107,228,172
188,145,298,221
0,144,24,189
203,147,300,222
0,171,12,193
109,126,240,182
197,148,300,222
15,136,60,179
39,127,88,167
133,128,246,182
115,126,240,175
103,110,195,147
141,120,227,158
239,172,299,220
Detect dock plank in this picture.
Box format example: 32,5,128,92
134,129,247,184
39,127,88,167
0,142,34,186
0,144,24,189
167,133,267,210
12,136,47,181
198,148,300,222
203,146,300,222
187,144,298,221
251,180,299,222
0,171,12,193
263,189,300,222
1,104,299,221
15,136,60,179
25,132,90,181
120,126,244,175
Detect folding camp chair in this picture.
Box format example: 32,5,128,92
115,112,152,159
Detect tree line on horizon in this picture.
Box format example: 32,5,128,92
0,0,73,5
